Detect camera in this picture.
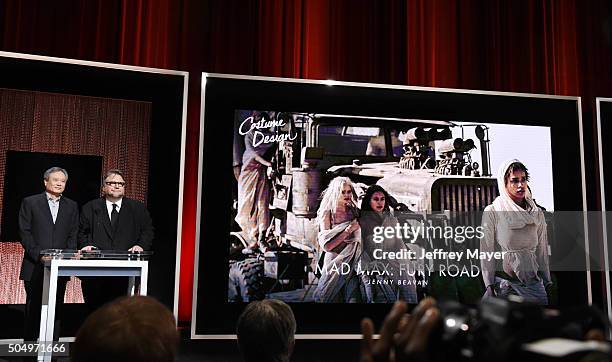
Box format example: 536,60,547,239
428,296,611,362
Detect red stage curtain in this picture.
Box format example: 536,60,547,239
1,0,611,321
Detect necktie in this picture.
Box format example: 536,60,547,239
111,203,119,229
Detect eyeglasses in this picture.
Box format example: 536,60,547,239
105,181,126,187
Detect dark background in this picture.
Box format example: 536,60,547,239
601,100,612,212
0,151,103,242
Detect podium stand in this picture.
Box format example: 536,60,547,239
38,258,149,361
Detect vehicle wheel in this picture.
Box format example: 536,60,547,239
228,261,240,301
229,231,249,257
228,258,265,302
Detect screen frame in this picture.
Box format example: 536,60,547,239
0,51,188,323
596,97,612,324
193,73,589,339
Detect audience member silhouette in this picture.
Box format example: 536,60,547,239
72,296,178,362
236,299,296,362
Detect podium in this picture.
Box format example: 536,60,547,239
38,252,149,361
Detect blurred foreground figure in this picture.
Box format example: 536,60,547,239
362,296,612,362
72,296,178,362
236,299,296,362
361,298,439,362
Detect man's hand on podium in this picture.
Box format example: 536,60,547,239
128,245,144,252
76,246,98,259
40,255,52,262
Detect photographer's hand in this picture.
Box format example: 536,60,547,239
361,301,407,362
360,298,439,362
394,298,439,362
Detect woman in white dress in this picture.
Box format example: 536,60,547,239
480,159,551,304
313,177,363,303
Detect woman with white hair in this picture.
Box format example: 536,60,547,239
480,159,551,304
313,176,363,302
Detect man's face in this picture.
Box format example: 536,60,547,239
44,171,67,197
103,173,126,199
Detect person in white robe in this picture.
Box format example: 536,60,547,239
480,159,551,304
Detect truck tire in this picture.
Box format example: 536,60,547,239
228,258,264,302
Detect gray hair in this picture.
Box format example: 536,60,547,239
236,299,296,362
43,167,68,181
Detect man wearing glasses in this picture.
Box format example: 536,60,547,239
78,169,154,312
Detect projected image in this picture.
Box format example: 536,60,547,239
228,110,555,305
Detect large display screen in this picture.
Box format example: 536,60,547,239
194,74,588,337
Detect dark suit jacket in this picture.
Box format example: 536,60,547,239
78,197,154,251
19,192,79,281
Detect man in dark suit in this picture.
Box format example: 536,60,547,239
78,169,154,312
19,166,79,341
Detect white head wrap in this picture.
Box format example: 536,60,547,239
492,159,540,228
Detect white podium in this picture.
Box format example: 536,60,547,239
38,258,149,361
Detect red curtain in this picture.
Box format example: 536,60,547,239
1,0,611,321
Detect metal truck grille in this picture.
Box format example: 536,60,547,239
433,182,499,252
438,183,499,212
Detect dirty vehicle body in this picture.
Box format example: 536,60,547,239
228,112,499,303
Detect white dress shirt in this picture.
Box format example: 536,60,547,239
46,192,61,224
105,198,123,221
